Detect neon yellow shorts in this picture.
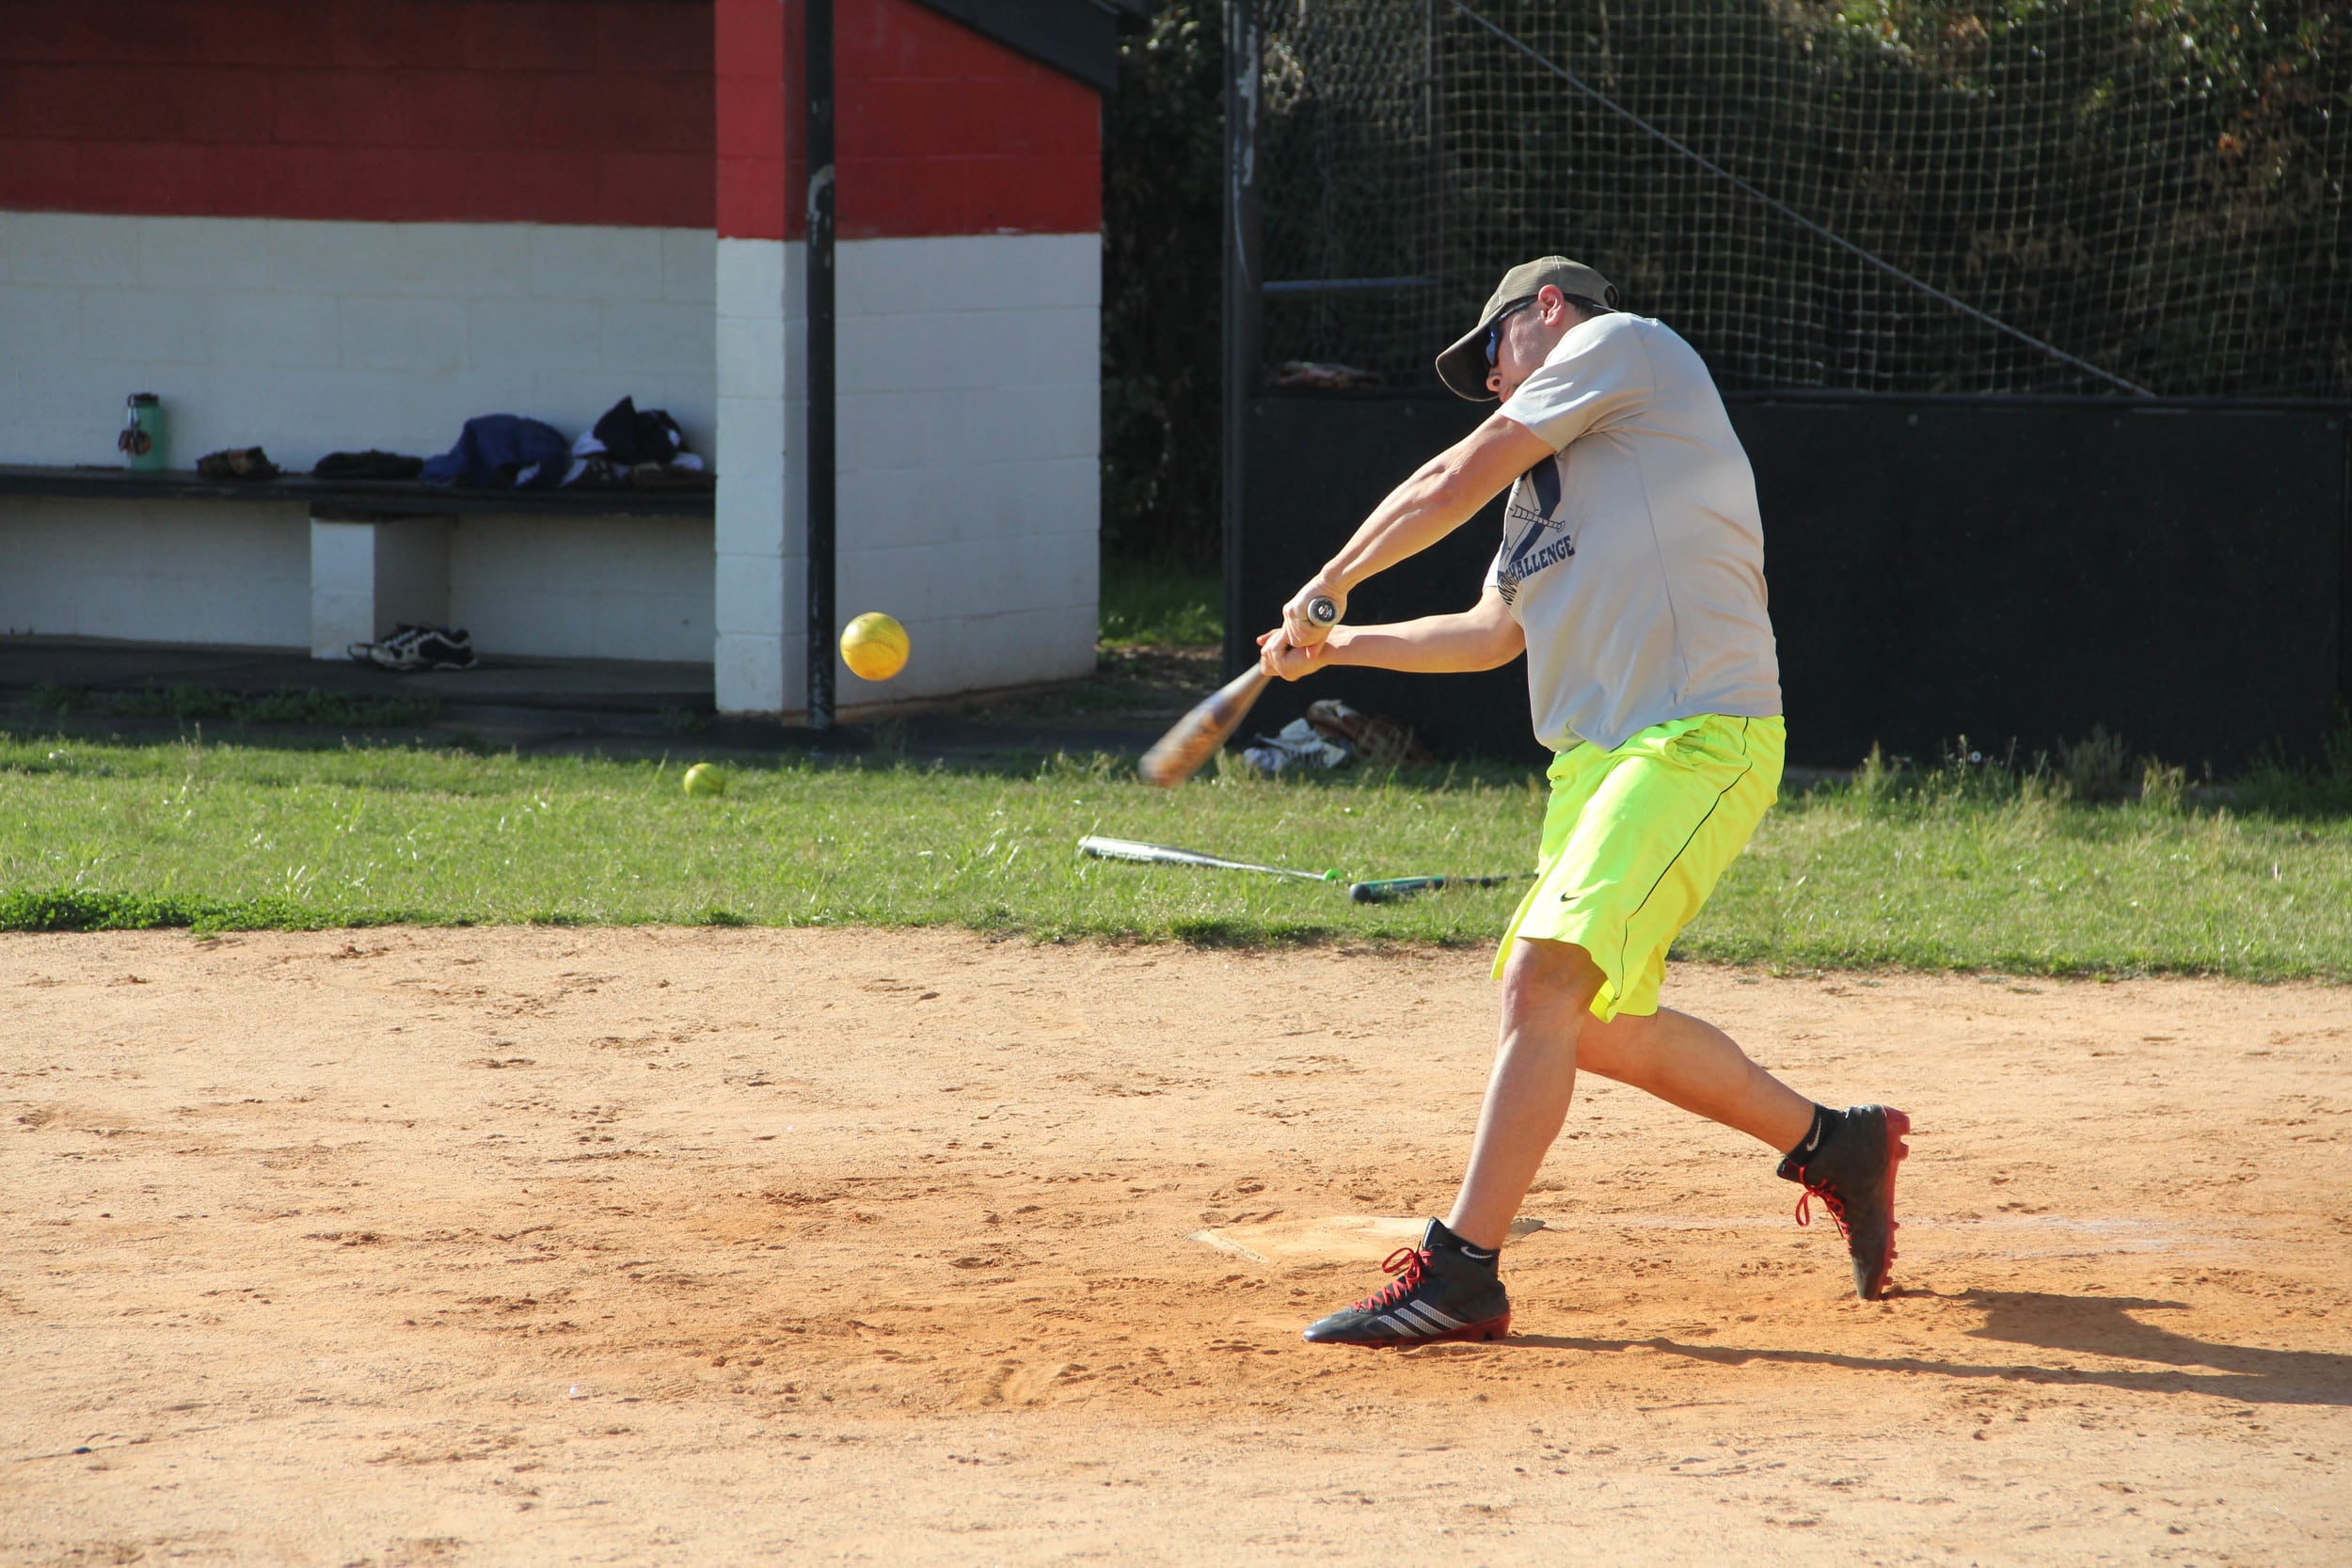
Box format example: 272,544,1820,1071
1493,713,1785,1021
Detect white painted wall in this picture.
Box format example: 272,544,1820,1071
0,497,310,645
0,212,717,468
450,515,711,662
0,497,711,659
713,235,800,713
714,230,1100,716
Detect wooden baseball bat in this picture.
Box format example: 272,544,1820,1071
1137,596,1336,787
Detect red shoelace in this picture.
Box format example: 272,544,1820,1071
1350,1246,1431,1311
1790,1177,1851,1240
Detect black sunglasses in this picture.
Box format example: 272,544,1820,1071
1484,297,1537,369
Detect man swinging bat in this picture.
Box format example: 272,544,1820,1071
1259,257,1910,1346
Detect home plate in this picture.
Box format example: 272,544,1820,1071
1189,1215,1547,1266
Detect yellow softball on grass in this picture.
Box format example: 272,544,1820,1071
839,611,910,681
681,762,725,797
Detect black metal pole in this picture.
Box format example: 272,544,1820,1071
1219,0,1262,680
804,0,837,730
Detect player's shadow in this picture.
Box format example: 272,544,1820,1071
1509,1291,2352,1406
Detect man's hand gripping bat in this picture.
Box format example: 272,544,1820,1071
1137,596,1336,787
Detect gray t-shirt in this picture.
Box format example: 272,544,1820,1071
1486,311,1782,752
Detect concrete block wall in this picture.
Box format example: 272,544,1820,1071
310,515,451,659
710,0,1101,245
0,497,310,645
713,230,1098,716
0,0,714,230
0,0,725,659
0,496,712,659
834,0,1101,239
1,0,1104,691
450,515,712,663
0,211,717,471
713,235,799,713
834,230,1098,702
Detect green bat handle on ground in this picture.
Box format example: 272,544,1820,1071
1347,873,1527,904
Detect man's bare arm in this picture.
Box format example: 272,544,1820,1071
1278,411,1555,653
1261,585,1522,680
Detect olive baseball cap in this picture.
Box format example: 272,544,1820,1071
1435,256,1620,401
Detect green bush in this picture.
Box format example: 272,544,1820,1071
1102,0,1223,565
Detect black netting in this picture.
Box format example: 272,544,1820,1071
1256,0,2350,397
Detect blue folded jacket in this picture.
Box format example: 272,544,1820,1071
421,415,572,488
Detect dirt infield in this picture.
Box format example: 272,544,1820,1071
6,927,2347,1566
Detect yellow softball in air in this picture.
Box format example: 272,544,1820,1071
839,611,910,681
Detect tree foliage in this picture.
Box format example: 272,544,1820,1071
1102,0,1225,566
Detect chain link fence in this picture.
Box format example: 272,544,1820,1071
1255,0,2349,397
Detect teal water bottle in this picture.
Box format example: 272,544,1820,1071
119,392,166,472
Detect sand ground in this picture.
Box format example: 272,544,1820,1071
5,927,2347,1566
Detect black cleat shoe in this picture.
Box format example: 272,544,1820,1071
349,624,476,672
409,626,477,671
350,623,431,670
1779,1104,1912,1300
1301,1219,1512,1347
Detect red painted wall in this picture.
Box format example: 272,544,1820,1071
717,0,1104,242
836,0,1100,239
716,0,795,240
1,0,1100,238
0,0,716,228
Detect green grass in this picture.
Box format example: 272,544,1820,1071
1099,557,1221,646
3,731,2349,980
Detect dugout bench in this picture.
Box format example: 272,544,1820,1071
0,463,715,663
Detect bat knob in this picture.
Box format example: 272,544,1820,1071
1306,596,1338,626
